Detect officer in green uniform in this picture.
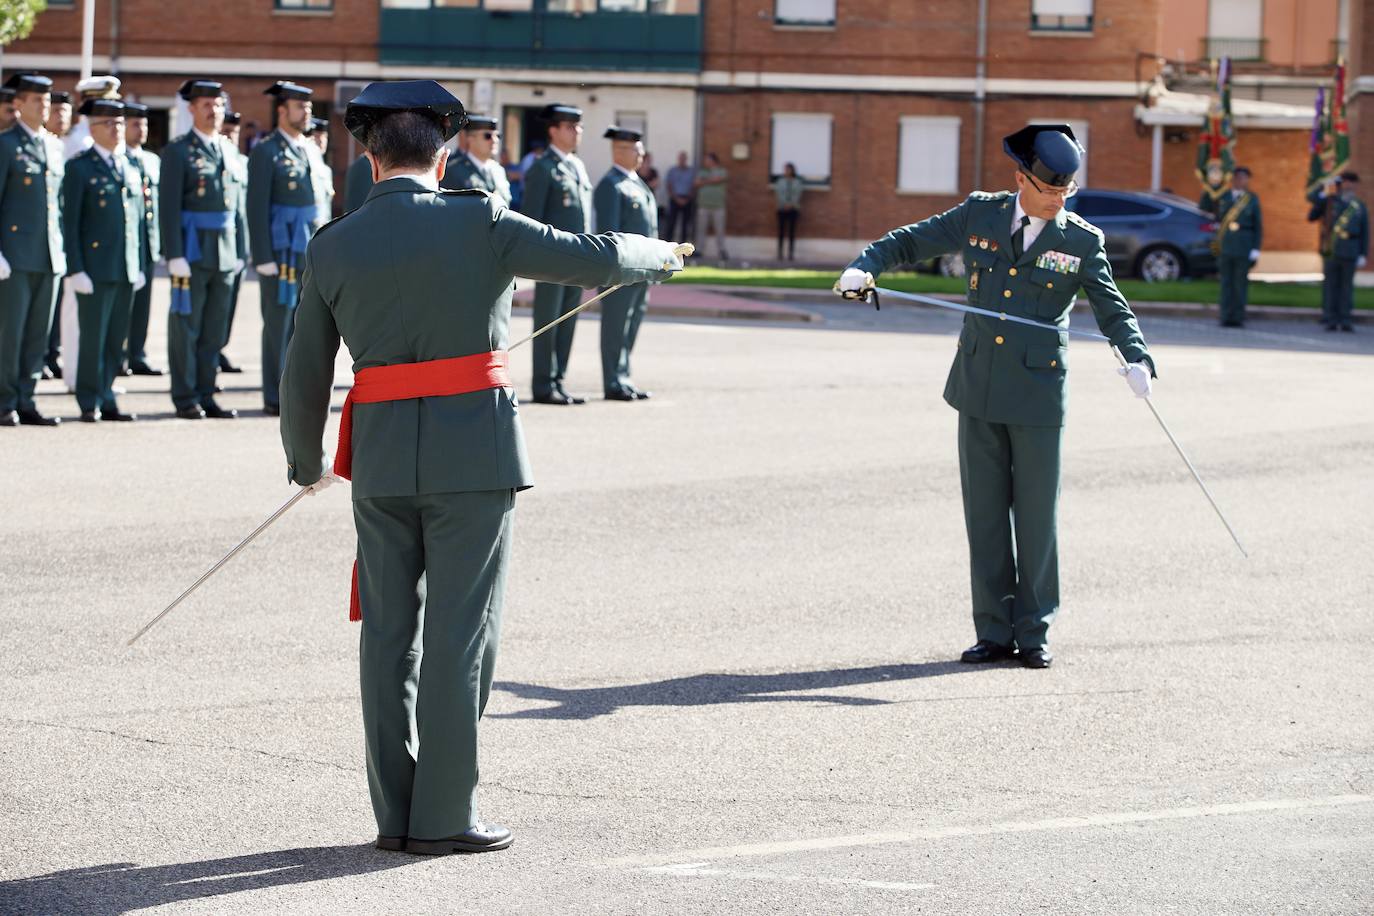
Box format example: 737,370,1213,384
519,103,593,405
61,98,145,422
160,79,246,420
1321,171,1368,332
594,125,658,401
278,80,684,854
0,73,66,427
248,81,323,417
837,125,1155,669
307,117,336,220
440,114,511,205
219,111,248,376
1204,166,1262,328
344,152,373,213
123,102,163,377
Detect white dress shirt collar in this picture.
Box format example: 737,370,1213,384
191,126,222,152
1012,193,1048,251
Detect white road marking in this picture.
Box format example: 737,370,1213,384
642,862,934,892
606,794,1374,868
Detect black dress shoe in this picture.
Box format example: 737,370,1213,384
18,408,60,426
631,388,652,400
375,835,406,852
176,405,206,420
41,366,54,380
213,384,224,393
129,363,164,377
555,386,586,405
201,400,237,419
0,410,17,427
604,389,636,401
49,364,63,380
1325,323,1340,331
533,391,575,405
1020,647,1054,669
219,357,244,373
406,823,513,856
1340,323,1355,332
102,408,137,422
263,404,280,417
79,410,100,423
118,365,133,377
960,639,1017,664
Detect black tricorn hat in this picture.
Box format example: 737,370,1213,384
179,80,224,101
50,91,73,105
1003,124,1083,188
463,113,499,131
603,125,643,142
78,98,125,118
224,111,243,125
265,80,313,102
3,72,52,94
123,101,149,117
306,116,329,135
538,103,582,124
344,80,466,145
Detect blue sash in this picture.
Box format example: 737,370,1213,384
171,210,234,315
269,203,318,308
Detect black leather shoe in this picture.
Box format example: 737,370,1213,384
555,386,586,405
263,404,280,417
129,363,164,377
533,391,575,405
1325,323,1340,331
17,408,60,426
176,405,206,420
219,357,244,373
375,835,406,852
960,639,1017,664
41,366,54,380
406,823,513,856
1020,647,1054,669
0,410,17,427
201,399,237,419
213,384,224,393
48,363,63,380
102,407,137,422
118,365,133,377
604,389,636,401
1340,323,1355,332
79,410,100,423
631,387,652,400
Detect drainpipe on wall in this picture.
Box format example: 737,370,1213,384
1151,122,1163,191
81,0,96,81
973,0,988,191
109,0,120,78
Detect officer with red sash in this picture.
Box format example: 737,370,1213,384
278,80,683,855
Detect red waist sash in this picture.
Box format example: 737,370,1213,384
335,350,511,620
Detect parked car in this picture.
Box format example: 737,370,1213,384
926,189,1218,282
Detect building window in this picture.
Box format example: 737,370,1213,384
382,0,432,7
434,0,481,6
599,0,646,9
770,112,832,185
775,0,835,27
1204,0,1265,59
1028,118,1089,186
898,117,960,194
45,0,75,7
1030,0,1093,32
276,0,333,9
650,0,700,11
548,0,598,10
484,0,534,9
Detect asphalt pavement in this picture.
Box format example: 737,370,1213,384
1,276,1371,914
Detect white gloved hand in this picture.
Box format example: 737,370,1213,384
70,271,95,295
1117,362,1153,399
1360,256,1368,269
304,467,340,496
167,257,192,278
1248,249,1260,263
836,267,873,297
231,258,245,274
255,261,279,277
134,271,146,292
0,250,11,282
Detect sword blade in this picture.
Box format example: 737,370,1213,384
875,287,1110,341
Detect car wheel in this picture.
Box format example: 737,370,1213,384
1136,246,1184,282
937,254,966,278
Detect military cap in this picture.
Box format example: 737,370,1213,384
224,110,242,125
463,113,499,131
538,103,582,124
265,80,313,102
344,79,466,145
78,97,125,118
0,88,15,103
179,79,224,101
75,75,121,99
1339,170,1360,183
123,101,149,118
603,125,642,143
306,116,329,135
50,91,72,105
1003,124,1083,188
3,73,53,94
1233,165,1251,177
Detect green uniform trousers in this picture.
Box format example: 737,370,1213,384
126,276,153,369
1217,254,1251,325
222,267,243,369
75,281,133,413
0,269,58,413
599,282,648,395
258,274,296,409
1323,258,1357,326
958,413,1063,650
354,488,514,841
531,282,582,398
168,267,232,410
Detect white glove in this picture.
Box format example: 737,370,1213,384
304,467,340,496
0,250,10,281
1118,362,1153,399
1248,249,1260,263
167,257,192,278
134,271,146,292
656,241,686,273
231,258,245,274
70,271,95,295
255,262,279,277
1360,256,1368,269
836,267,873,297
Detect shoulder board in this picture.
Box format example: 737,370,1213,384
312,210,354,238
967,190,1013,202
1064,210,1103,237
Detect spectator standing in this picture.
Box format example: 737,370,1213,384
772,162,804,261
695,152,729,261
664,151,696,242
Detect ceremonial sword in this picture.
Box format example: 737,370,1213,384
840,283,1248,558
127,243,696,646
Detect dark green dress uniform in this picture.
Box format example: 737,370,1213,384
519,105,593,402
1321,190,1368,331
1204,183,1262,327
846,127,1153,658
248,116,325,412
594,154,658,398
124,125,161,374
61,138,145,416
344,153,373,213
441,151,512,205
159,83,248,414
278,79,683,846
0,92,67,421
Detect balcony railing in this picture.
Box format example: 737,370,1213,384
1201,37,1267,62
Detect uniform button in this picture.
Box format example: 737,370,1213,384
995,335,1004,345
1050,359,1058,367
9,225,16,232
1003,289,1011,299
92,241,100,248
1008,267,1017,276
1047,281,1054,289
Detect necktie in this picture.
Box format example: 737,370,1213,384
1012,215,1030,259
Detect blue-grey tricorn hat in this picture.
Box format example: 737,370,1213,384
265,80,313,102
78,97,125,118
123,102,149,118
603,125,643,142
3,72,53,95
344,80,467,145
1003,124,1083,187
463,113,499,131
179,80,224,101
539,103,582,124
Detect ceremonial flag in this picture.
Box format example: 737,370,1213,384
1197,56,1235,207
1306,60,1349,193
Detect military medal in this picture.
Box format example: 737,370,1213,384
989,240,998,252
1230,221,1240,231
979,238,989,249
969,271,979,290
968,235,977,247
